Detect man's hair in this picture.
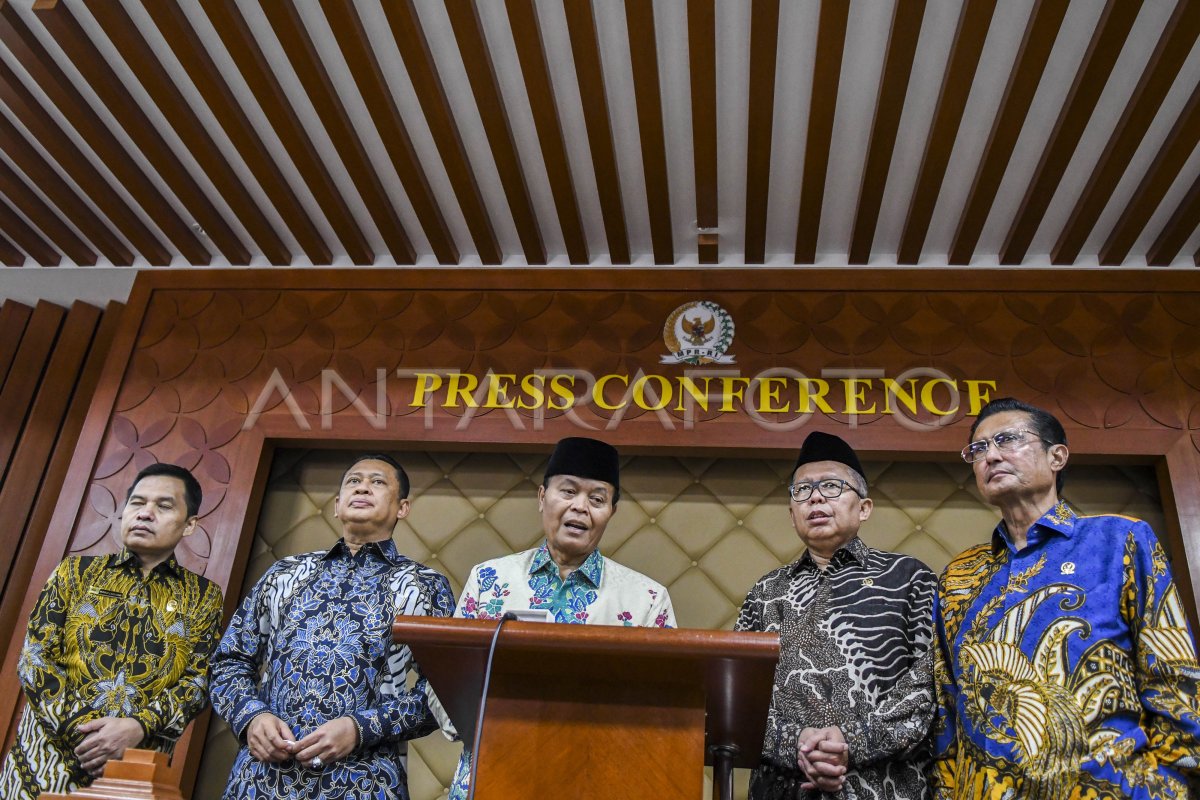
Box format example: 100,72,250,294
342,453,410,499
126,463,202,518
969,397,1068,493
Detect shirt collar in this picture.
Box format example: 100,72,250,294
530,542,605,587
992,499,1077,552
108,548,184,577
795,536,868,571
324,537,404,565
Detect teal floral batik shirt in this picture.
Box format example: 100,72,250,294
446,542,676,799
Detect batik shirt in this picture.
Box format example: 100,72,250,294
445,542,676,800
209,538,454,800
932,502,1200,799
0,550,223,800
735,537,937,800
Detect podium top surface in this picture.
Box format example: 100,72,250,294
395,616,779,768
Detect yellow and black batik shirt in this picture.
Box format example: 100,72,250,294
0,549,223,800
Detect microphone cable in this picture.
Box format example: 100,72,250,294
467,610,517,800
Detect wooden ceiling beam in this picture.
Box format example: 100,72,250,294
999,0,1141,264
687,0,717,262
0,116,133,265
1099,83,1200,266
892,0,994,265
948,0,1068,265
377,0,501,264
197,0,372,265
443,0,545,264
1146,170,1200,266
0,231,23,267
563,0,629,264
78,0,288,265
32,0,239,263
506,0,588,264
314,0,458,264
743,0,780,265
625,0,673,264
850,0,928,265
0,195,59,265
139,0,330,264
254,1,418,263
1052,0,1200,265
0,159,94,264
0,8,181,264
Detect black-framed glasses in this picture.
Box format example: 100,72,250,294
961,429,1049,463
788,478,864,502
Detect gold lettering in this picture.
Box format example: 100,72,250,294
844,378,876,415
446,373,479,408
484,373,517,408
411,373,443,407
633,374,672,411
880,378,919,415
593,374,629,411
797,379,834,414
517,374,545,410
964,380,996,416
755,377,791,413
548,374,576,411
719,377,750,412
921,379,957,416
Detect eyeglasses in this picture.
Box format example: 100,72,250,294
788,478,865,502
960,429,1049,463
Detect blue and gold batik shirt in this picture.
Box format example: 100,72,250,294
209,538,454,800
0,550,224,800
933,501,1200,799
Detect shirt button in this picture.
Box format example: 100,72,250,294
863,578,874,586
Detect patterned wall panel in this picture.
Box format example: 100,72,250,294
192,449,1165,800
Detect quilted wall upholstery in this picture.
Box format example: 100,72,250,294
192,449,1165,800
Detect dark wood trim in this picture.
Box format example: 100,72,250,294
377,0,501,264
0,195,59,266
626,0,674,265
0,154,95,265
316,0,458,264
894,0,995,265
444,0,546,264
506,0,589,264
1147,171,1200,267
0,301,65,484
1052,0,1200,265
197,0,372,264
1000,0,1141,265
687,0,718,238
563,0,630,264
743,0,781,264
948,0,1069,266
1099,82,1200,266
139,1,329,264
31,1,229,263
0,232,21,266
850,0,929,265
0,301,33,386
256,1,418,263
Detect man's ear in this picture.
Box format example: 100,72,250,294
857,497,874,523
395,498,411,521
1048,443,1069,472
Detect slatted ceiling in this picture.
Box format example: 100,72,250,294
31,2,227,264
0,122,134,266
139,1,329,266
507,0,589,265
0,159,93,265
1000,0,1142,265
626,2,673,265
1,0,1199,269
0,231,20,266
947,0,1069,266
849,0,927,265
1148,172,1200,266
195,0,374,266
686,0,717,260
0,195,57,265
1100,83,1200,267
893,0,994,266
563,0,629,265
443,3,542,264
1053,0,1200,266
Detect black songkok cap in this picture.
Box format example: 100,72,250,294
544,437,620,499
793,431,865,482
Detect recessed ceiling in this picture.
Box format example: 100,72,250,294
0,0,1197,269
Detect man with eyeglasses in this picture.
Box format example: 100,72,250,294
933,397,1200,798
736,431,937,800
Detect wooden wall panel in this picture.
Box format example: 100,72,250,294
0,301,33,390
2,269,1200,788
0,301,65,485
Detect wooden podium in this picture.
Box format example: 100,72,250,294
394,616,779,800
42,749,183,799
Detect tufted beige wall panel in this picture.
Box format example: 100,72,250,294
193,449,1164,800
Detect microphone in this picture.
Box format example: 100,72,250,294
466,611,518,800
